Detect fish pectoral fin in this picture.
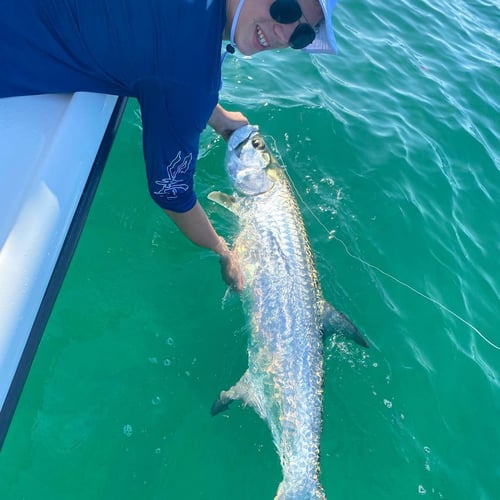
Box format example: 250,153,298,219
211,370,252,416
320,301,369,348
207,191,239,215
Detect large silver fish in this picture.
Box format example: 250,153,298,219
209,125,368,500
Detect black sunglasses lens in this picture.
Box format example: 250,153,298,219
270,0,302,24
289,24,316,49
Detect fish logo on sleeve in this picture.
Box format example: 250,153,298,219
153,151,193,198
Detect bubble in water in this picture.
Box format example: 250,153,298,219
165,337,174,346
418,485,427,495
155,448,161,454
152,396,161,406
423,446,431,472
383,399,393,409
163,358,171,367
123,424,133,437
320,177,335,188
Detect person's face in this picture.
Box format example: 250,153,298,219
227,0,324,56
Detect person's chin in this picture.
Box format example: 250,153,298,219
237,42,258,56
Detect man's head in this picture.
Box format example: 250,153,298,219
226,0,338,56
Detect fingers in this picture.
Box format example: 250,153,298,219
220,252,244,292
212,108,249,142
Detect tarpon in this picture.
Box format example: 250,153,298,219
209,125,368,499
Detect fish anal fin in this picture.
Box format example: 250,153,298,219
211,370,252,416
320,301,369,348
211,394,234,416
208,191,239,215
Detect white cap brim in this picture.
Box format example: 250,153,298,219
302,0,338,54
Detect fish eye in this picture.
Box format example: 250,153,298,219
251,136,266,150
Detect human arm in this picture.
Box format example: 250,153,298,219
164,202,243,291
136,82,244,290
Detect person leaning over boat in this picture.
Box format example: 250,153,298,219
0,0,338,291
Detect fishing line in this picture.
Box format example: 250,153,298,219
275,148,500,351
332,235,500,350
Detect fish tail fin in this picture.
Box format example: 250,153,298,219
275,479,326,500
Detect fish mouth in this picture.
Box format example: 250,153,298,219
226,125,274,196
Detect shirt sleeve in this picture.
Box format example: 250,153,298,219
136,78,211,213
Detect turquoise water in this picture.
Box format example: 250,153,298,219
1,0,499,498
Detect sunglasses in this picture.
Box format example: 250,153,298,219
270,0,317,49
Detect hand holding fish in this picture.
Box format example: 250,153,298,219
208,104,249,142
214,237,244,292
164,203,244,291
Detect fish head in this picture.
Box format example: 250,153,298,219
226,125,275,196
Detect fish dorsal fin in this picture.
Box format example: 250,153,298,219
207,191,240,215
320,301,369,348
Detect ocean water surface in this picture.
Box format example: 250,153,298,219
1,0,499,498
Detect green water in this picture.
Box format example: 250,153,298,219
1,0,499,498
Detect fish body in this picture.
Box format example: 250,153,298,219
210,125,367,499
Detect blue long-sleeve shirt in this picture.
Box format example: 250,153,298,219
0,0,226,212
